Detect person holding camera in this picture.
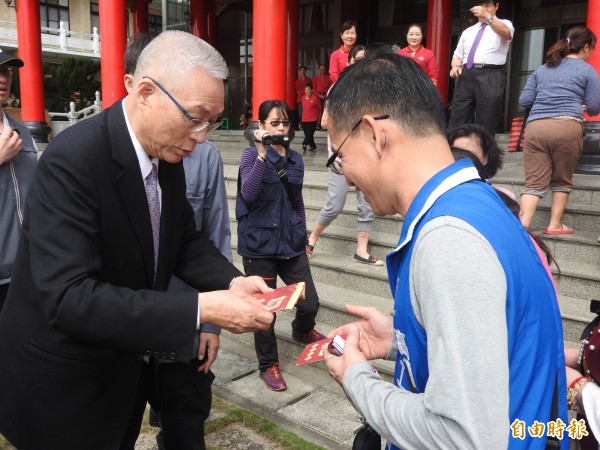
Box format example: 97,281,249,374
236,100,325,392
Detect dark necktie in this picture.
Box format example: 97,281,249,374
466,23,488,69
145,163,160,275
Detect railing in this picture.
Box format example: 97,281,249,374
0,20,100,57
49,91,102,136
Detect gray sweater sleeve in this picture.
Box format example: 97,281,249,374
343,216,509,449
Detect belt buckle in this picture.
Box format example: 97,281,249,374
474,63,484,69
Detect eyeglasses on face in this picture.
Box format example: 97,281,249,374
143,76,222,133
263,120,291,127
0,67,13,77
326,114,390,175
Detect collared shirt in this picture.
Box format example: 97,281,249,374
121,101,162,210
329,45,352,83
121,102,203,331
453,19,514,66
313,73,331,96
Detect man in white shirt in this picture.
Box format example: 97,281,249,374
448,1,514,136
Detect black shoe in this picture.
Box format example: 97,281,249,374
309,147,317,152
302,145,307,153
149,407,161,427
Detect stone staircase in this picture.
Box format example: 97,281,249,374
212,129,600,356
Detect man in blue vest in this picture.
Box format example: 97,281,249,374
323,53,567,449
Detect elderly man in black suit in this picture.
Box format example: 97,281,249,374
0,31,273,450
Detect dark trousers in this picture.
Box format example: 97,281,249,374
302,121,318,149
449,68,505,136
121,360,213,450
295,102,303,129
0,283,8,313
242,255,320,371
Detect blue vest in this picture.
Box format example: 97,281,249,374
236,145,306,259
386,159,567,450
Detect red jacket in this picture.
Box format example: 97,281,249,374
396,46,438,84
295,76,312,102
329,45,352,83
301,94,323,122
313,74,332,98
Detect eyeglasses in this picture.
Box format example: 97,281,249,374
326,114,390,175
0,67,13,77
263,120,291,127
143,76,222,133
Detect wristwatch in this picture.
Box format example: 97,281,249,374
486,15,495,24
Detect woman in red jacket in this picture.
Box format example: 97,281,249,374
301,84,323,152
396,24,438,85
329,20,357,83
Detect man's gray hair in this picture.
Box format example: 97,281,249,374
134,30,228,90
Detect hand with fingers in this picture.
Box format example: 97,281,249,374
0,125,23,165
196,332,220,373
326,304,394,361
199,282,274,334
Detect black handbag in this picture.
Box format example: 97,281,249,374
353,420,381,450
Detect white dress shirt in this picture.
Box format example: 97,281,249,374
453,19,515,66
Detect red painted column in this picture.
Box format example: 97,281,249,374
132,0,149,34
253,0,288,118
206,0,217,47
586,0,600,121
16,0,50,142
99,0,127,108
287,0,299,116
426,0,452,105
190,0,208,39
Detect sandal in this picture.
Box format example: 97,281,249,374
306,243,315,259
353,253,384,266
542,224,573,235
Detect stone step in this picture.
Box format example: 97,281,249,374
232,240,596,345
213,334,360,447
225,169,600,233
227,196,404,237
221,277,396,382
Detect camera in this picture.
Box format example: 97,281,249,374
260,133,290,146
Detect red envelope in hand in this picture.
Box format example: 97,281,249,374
253,282,305,313
295,336,331,367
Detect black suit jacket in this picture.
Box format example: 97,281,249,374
0,101,241,449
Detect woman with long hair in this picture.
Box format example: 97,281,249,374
519,26,600,234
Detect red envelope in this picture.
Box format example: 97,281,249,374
295,337,331,367
253,282,305,313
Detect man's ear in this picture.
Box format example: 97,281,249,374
137,78,154,104
124,74,134,94
363,115,388,159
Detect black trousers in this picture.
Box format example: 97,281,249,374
302,121,318,149
242,255,320,371
121,360,213,450
0,283,9,313
449,67,505,136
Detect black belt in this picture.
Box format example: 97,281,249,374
463,63,504,70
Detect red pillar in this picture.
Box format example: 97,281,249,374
586,0,600,121
287,0,299,117
252,0,288,118
426,0,452,105
206,0,217,47
99,0,128,108
132,0,149,34
16,0,50,142
190,0,208,39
